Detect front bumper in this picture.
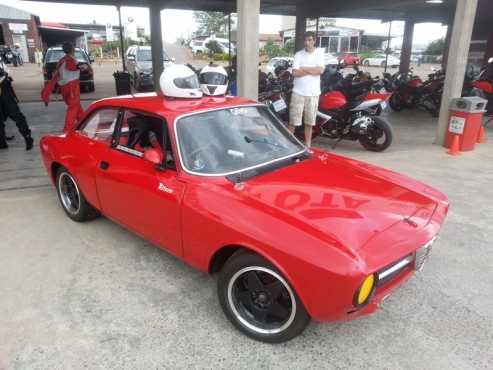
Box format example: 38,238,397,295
304,202,447,322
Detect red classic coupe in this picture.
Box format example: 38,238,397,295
40,93,449,343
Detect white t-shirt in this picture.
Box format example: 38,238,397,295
292,48,325,97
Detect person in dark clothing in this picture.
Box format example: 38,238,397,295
0,59,33,150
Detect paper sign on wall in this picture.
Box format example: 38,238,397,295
449,116,465,134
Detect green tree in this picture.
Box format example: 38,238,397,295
205,40,223,57
424,38,445,56
263,41,285,58
193,11,225,36
283,39,295,56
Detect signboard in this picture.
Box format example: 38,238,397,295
27,38,35,48
105,23,114,42
449,116,466,134
9,23,28,34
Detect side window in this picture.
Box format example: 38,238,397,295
116,110,164,155
78,108,119,142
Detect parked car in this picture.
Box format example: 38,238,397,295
337,53,360,66
362,54,400,68
265,57,293,78
39,92,448,343
190,39,206,54
126,45,174,91
43,47,94,92
203,37,236,54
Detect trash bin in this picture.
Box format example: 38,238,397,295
113,70,131,96
444,96,487,151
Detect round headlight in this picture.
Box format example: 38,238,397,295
354,274,376,306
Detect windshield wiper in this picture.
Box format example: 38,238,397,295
225,150,311,183
244,136,287,149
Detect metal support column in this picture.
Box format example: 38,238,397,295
384,21,392,73
436,0,479,144
149,1,164,92
315,17,319,47
117,4,126,71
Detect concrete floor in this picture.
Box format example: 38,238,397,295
1,103,493,369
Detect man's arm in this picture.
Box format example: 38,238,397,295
292,68,308,77
299,66,324,75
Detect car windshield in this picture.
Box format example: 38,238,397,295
46,50,89,63
176,105,305,175
137,49,170,62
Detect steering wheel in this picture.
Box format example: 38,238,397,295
188,143,215,171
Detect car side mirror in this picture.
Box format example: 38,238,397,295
144,148,165,169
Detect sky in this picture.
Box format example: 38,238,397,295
2,0,446,46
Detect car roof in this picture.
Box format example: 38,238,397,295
46,47,84,51
89,94,257,121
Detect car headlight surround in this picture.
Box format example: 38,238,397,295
353,273,377,307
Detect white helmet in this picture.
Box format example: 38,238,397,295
199,64,228,96
160,64,202,98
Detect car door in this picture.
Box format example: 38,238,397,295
95,109,185,257
70,107,120,210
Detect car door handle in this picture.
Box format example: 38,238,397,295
99,161,110,170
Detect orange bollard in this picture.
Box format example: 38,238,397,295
477,125,485,144
447,134,461,156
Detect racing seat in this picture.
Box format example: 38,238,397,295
127,116,149,149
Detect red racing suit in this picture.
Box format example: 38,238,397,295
41,54,84,132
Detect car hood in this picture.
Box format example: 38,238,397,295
238,151,438,251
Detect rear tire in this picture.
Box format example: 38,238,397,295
359,116,393,152
389,93,404,112
218,251,310,343
55,167,99,222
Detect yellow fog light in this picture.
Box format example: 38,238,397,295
354,274,376,307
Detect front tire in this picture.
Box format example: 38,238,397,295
56,167,99,222
363,60,370,66
218,251,310,343
389,93,404,111
359,116,393,152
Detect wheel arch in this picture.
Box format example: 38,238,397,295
207,243,313,318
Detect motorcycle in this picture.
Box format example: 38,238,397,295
388,69,444,117
463,59,493,116
313,64,393,151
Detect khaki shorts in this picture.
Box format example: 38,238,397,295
289,92,319,127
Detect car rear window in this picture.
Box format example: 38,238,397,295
45,50,89,64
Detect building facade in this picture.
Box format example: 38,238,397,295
0,4,43,63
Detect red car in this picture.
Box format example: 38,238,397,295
40,94,449,343
338,53,360,66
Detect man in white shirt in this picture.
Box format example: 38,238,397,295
289,31,325,147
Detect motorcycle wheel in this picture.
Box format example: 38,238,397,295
359,117,393,152
389,94,404,112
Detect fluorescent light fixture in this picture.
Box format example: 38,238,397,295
426,0,443,3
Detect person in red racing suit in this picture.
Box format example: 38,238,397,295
41,42,87,132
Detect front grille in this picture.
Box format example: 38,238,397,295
377,255,414,286
415,244,432,271
415,236,438,271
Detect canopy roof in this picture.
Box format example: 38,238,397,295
26,0,461,22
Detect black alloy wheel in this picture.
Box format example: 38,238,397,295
56,167,99,222
218,252,310,343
